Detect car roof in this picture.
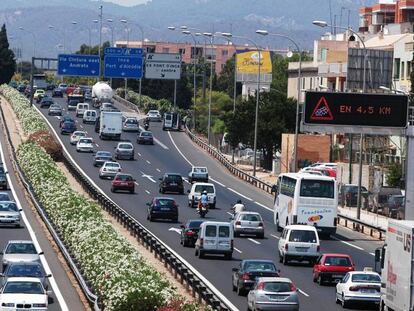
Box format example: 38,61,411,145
193,182,214,186
255,277,292,283
5,277,43,283
237,211,261,216
242,259,275,264
201,221,231,226
165,173,182,176
154,197,175,200
323,253,351,257
103,161,119,165
348,271,379,276
285,224,318,231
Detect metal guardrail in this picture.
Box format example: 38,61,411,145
185,126,387,239
0,101,101,310
113,95,141,115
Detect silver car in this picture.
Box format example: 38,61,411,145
114,142,134,160
47,103,62,116
232,211,264,239
0,201,21,228
247,277,299,311
2,241,43,271
99,161,121,179
122,118,140,132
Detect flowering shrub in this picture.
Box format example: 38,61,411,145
17,142,175,310
0,85,48,134
115,88,172,114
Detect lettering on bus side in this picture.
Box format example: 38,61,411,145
300,209,332,215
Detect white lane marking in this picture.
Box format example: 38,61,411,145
167,131,193,166
134,182,139,186
254,201,272,212
145,190,151,194
209,177,225,187
227,187,253,201
271,234,280,240
0,130,69,310
226,212,233,216
140,171,156,183
298,288,310,297
248,238,261,245
183,178,191,184
169,227,182,234
156,168,161,172
95,143,99,147
36,106,240,311
137,152,142,156
79,125,83,128
370,253,375,256
234,247,242,254
332,237,364,251
146,160,151,165
154,137,169,150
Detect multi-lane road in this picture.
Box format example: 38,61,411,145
0,112,85,310
36,95,384,311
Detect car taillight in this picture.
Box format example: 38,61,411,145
349,286,359,291
231,239,234,250
235,221,241,226
256,282,265,290
241,272,250,280
200,238,203,247
334,217,338,226
285,243,289,250
259,222,264,227
317,245,320,252
289,282,297,292
186,230,194,236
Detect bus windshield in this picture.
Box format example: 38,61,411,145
300,179,334,199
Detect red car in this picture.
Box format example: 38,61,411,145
314,167,337,178
111,173,135,193
313,253,355,285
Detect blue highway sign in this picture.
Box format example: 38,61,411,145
57,54,100,77
105,47,143,56
104,55,144,79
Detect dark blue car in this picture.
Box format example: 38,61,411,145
60,121,76,134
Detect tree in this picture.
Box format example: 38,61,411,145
0,24,16,84
215,56,242,98
386,163,404,189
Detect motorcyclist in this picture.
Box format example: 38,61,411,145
144,117,150,130
198,190,209,214
232,199,245,215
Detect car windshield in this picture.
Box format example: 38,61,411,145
3,281,44,294
260,282,292,293
74,132,86,137
6,243,37,254
50,104,60,108
0,166,4,173
0,202,18,212
324,256,352,266
188,221,204,228
288,230,317,243
105,162,120,168
240,214,261,222
194,167,207,173
166,175,182,182
149,110,159,114
79,138,92,144
115,174,132,181
351,274,381,283
0,193,11,201
300,179,334,199
126,119,138,124
244,261,276,272
118,144,132,149
69,100,79,105
8,264,44,277
155,199,175,208
194,185,214,193
141,132,152,137
97,151,111,157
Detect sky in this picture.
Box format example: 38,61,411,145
102,0,148,6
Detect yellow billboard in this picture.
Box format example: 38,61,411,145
236,50,272,74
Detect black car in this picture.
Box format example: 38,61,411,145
339,184,368,207
147,197,178,222
17,84,26,93
46,84,56,91
180,220,204,247
52,88,64,97
1,262,51,289
137,131,154,144
39,97,54,108
159,173,184,194
60,121,77,134
93,151,113,167
0,164,7,190
95,117,100,133
232,259,280,296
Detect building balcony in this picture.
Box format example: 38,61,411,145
318,63,347,77
399,0,414,9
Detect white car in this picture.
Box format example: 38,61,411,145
122,117,140,132
335,270,381,308
76,103,89,117
76,137,94,153
99,161,121,179
187,182,216,208
147,110,162,122
0,277,50,310
70,131,87,145
83,110,98,123
232,211,264,238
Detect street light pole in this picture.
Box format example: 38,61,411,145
18,27,36,57
222,33,261,176
256,30,302,173
203,32,215,145
313,21,367,221
98,5,103,63
183,30,198,130
120,19,130,100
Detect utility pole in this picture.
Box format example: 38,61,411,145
98,5,103,79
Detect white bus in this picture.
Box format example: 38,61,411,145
273,173,338,237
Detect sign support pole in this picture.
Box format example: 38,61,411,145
404,126,414,220
173,80,177,110
29,57,35,106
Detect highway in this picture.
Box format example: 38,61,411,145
38,95,384,311
0,111,85,310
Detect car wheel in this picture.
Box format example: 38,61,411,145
279,251,283,263
335,291,340,304
276,215,282,232
159,188,164,194
195,248,199,256
257,232,264,239
225,253,232,260
312,273,317,282
211,203,216,209
282,254,289,265
234,231,239,238
317,274,324,286
130,189,134,194
111,187,115,193
182,239,188,247
237,283,246,296
147,214,153,222
198,250,204,259
341,294,348,308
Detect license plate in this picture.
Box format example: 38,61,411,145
120,182,128,186
170,183,177,186
161,208,170,211
295,247,308,252
361,289,377,293
268,294,286,301
0,219,12,223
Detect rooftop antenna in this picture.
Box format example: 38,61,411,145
329,0,333,34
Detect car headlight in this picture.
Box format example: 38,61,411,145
1,303,15,307
32,303,47,307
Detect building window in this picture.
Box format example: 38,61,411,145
222,50,229,56
394,58,401,79
401,61,405,80
310,77,313,89
320,48,328,62
162,47,169,53
221,64,225,69
179,48,185,55
408,61,412,78
302,78,305,89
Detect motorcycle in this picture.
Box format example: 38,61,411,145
197,202,208,218
144,122,150,131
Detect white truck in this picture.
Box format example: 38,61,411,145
92,82,113,108
375,219,414,311
99,111,122,140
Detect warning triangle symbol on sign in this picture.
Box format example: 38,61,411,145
310,96,334,121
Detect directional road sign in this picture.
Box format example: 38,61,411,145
145,53,181,80
57,54,100,77
104,48,144,79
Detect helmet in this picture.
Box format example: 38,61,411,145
203,190,207,194
237,199,242,204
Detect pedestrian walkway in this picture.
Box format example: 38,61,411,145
338,206,388,230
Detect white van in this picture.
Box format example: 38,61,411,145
76,103,89,117
195,221,233,260
83,110,98,123
278,224,320,266
187,182,216,208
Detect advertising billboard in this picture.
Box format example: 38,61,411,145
236,50,272,74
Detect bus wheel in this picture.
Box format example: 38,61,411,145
276,216,282,232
